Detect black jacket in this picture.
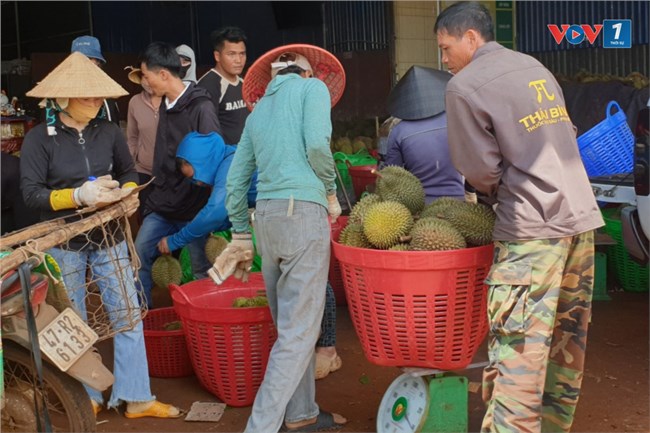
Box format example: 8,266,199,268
146,83,220,220
20,117,138,223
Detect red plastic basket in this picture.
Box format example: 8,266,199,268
143,307,194,378
348,164,377,199
328,217,348,305
332,230,493,370
170,274,277,407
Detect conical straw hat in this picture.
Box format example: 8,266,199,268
387,66,452,120
27,52,128,99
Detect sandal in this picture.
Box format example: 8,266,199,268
282,410,346,432
124,400,183,419
315,353,343,380
91,400,102,417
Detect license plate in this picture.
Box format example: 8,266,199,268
38,308,98,371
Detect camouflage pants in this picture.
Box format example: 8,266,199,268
481,231,595,433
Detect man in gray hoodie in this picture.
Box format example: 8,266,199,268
434,3,604,433
176,44,197,84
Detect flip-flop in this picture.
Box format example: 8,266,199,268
282,410,346,432
124,400,183,419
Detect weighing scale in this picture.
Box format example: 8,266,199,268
376,362,487,433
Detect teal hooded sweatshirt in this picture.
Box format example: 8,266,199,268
226,73,336,233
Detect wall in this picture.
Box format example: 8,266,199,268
392,1,440,81
392,1,500,81
516,1,649,77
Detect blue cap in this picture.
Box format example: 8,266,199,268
71,36,106,64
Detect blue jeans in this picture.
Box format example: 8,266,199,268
317,282,337,348
135,212,211,308
244,199,330,432
48,241,154,408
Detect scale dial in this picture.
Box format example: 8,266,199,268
377,374,429,433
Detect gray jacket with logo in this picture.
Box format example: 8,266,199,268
445,41,603,241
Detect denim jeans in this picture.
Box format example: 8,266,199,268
317,282,337,348
48,241,154,408
135,212,211,308
244,199,330,433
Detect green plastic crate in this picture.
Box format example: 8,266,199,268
333,150,377,191
601,208,649,292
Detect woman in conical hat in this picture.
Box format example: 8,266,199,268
20,52,182,420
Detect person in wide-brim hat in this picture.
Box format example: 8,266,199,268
213,43,347,432
242,43,346,111
21,51,183,420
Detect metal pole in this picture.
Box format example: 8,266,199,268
88,1,93,35
436,0,441,69
321,2,327,48
14,1,21,58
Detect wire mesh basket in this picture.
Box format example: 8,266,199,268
0,199,145,341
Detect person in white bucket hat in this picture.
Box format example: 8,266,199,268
211,44,347,432
20,52,182,420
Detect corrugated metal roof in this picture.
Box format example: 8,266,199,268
517,1,648,53
324,1,391,53
528,44,648,76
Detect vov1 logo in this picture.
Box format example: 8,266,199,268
547,20,632,48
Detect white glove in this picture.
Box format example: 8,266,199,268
327,193,341,223
208,233,255,285
74,175,121,207
464,190,478,204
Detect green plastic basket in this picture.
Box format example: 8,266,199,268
601,208,649,292
333,150,378,192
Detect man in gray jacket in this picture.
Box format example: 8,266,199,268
435,3,604,433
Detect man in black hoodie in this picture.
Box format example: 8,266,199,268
136,41,221,308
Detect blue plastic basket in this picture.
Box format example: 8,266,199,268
576,101,634,177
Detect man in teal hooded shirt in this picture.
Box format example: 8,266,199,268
217,49,346,432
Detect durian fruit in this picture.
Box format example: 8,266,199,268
352,139,367,153
205,235,229,264
374,166,425,215
388,243,410,251
232,296,269,308
363,201,414,249
355,136,374,148
339,222,372,248
420,197,464,219
163,321,182,331
151,255,182,289
335,137,351,152
412,216,438,230
409,218,467,251
438,202,496,246
349,193,381,225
